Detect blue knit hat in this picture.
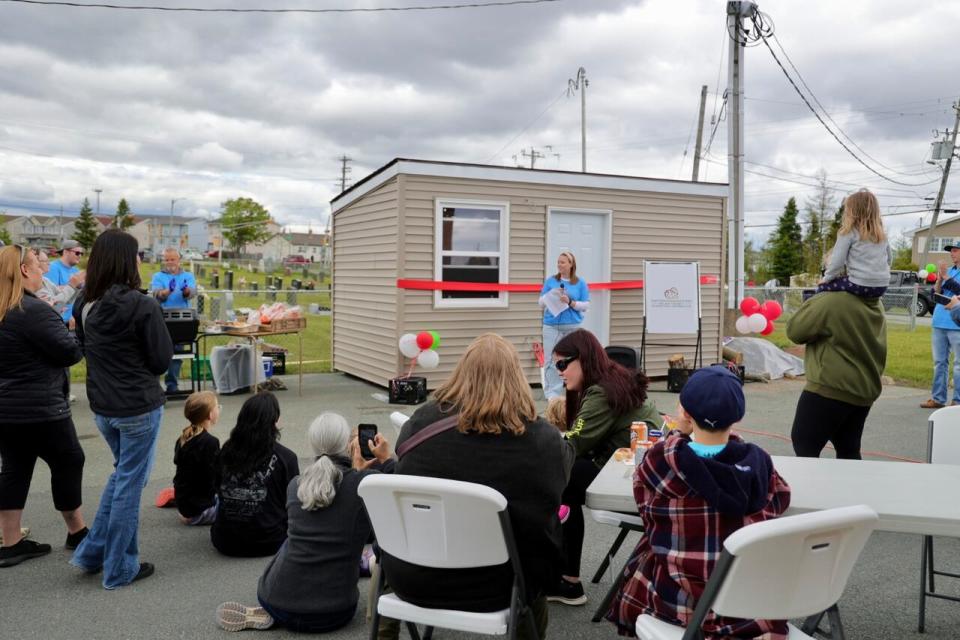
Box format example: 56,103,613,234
679,365,745,431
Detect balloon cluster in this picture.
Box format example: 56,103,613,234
735,297,782,336
917,263,938,284
398,331,441,369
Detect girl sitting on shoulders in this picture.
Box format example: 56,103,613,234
174,391,221,526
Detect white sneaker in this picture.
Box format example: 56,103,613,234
69,394,77,404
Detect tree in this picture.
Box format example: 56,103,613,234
72,198,99,249
744,238,772,284
0,214,12,245
803,169,836,275
219,197,272,256
768,197,804,285
890,233,917,271
113,198,134,230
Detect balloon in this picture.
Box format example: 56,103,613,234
760,300,782,321
760,319,775,336
417,349,440,369
398,333,421,358
928,273,938,283
735,315,752,334
416,331,434,350
739,297,761,316
926,263,937,273
428,330,441,348
747,313,768,333
918,269,929,279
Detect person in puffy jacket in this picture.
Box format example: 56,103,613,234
0,244,88,568
69,230,173,589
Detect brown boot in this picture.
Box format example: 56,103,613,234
920,399,945,409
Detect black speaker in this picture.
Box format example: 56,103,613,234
667,368,692,393
605,345,640,370
389,376,427,405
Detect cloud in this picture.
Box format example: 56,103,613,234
181,142,245,170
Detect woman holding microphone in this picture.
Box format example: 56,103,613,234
540,251,590,399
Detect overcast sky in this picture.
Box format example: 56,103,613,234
0,0,958,245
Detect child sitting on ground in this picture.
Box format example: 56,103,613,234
816,188,891,297
607,366,792,638
174,391,221,526
543,398,572,523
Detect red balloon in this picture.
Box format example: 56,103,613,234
761,300,782,321
927,273,938,283
416,331,434,350
739,297,761,316
761,319,775,336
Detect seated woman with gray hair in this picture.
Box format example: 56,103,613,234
216,412,394,633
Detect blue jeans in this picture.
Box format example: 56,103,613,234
71,406,163,589
931,328,960,404
165,358,182,392
543,323,579,399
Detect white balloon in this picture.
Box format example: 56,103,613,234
918,269,929,279
417,349,440,369
747,313,768,333
398,333,421,358
735,315,752,334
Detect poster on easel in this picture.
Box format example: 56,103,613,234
643,261,701,334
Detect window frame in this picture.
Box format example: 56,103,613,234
433,198,510,309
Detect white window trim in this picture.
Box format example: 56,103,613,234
434,198,510,309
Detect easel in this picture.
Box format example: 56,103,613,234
638,260,703,374
639,316,703,372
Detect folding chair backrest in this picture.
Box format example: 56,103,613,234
928,406,960,465
707,505,877,620
358,474,510,569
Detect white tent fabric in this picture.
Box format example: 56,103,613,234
726,337,805,381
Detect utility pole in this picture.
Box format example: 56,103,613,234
94,188,102,214
922,100,960,269
692,84,708,181
520,147,546,169
726,1,755,309
59,205,64,243
568,67,588,172
337,155,353,193
170,198,182,250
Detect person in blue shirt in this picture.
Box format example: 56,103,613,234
539,251,590,399
922,245,960,409
150,248,197,393
47,240,85,326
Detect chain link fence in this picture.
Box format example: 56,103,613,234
743,286,919,330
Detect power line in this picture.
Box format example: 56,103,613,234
483,88,567,164
0,0,564,12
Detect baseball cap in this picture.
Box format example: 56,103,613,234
944,245,960,252
60,239,81,252
679,365,745,431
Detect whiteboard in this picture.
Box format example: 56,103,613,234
643,261,700,334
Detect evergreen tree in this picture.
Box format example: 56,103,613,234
828,203,844,247
72,198,99,249
768,197,804,285
802,209,822,275
113,198,134,230
0,214,12,245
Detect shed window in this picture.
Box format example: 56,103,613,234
434,200,509,308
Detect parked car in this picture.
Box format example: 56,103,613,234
139,248,155,263
181,249,204,261
885,270,934,317
283,254,310,266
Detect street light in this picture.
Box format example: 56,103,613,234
93,188,102,214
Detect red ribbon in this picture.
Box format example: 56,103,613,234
397,275,718,292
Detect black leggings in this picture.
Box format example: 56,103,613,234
560,457,602,577
0,416,85,511
791,390,871,460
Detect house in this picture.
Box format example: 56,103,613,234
329,158,728,388
908,214,960,265
285,231,329,263
207,218,283,259
128,215,208,255
3,214,75,248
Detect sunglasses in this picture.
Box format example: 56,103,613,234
555,355,577,372
68,249,84,256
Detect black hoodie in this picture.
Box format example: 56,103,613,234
75,285,173,417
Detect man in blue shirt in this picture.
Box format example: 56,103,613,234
150,247,197,393
47,239,84,326
922,245,960,408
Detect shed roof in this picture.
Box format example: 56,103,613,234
330,158,728,213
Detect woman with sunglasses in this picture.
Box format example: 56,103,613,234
545,329,660,606
540,252,590,400
0,245,87,568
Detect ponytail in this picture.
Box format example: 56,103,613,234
180,390,219,447
297,412,352,511
179,423,205,447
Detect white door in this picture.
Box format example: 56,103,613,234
547,209,611,346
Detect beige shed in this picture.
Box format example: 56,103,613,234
330,158,728,389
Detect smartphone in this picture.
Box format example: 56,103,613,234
358,423,378,460
934,293,953,306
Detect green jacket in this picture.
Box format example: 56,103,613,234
566,385,661,467
786,292,887,407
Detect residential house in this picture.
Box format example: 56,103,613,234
909,214,960,266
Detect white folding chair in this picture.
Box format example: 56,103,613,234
588,509,645,623
358,475,538,640
919,406,960,632
634,505,877,640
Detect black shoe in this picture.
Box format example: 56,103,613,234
545,578,587,605
131,562,154,583
0,538,52,568
65,527,89,550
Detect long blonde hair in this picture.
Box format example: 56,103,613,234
554,251,580,285
840,189,886,243
297,412,351,510
179,391,218,446
433,333,537,435
0,245,28,323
